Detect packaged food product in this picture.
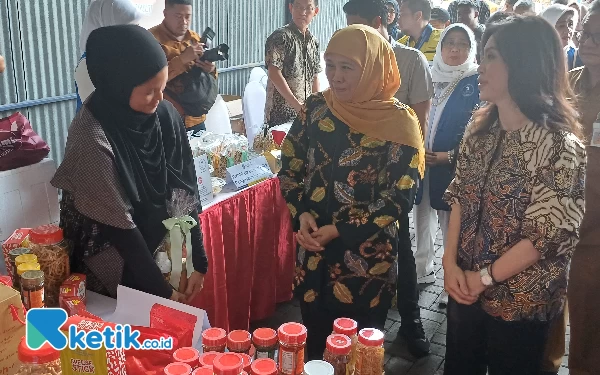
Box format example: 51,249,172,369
8,248,31,290
303,361,334,375
2,228,31,281
277,323,307,375
164,363,193,375
250,358,277,375
29,225,71,307
173,347,200,369
198,351,220,369
59,274,87,305
15,254,38,268
354,329,384,375
239,354,252,373
332,318,358,375
62,298,86,317
323,334,351,375
252,328,277,360
17,262,41,277
202,328,227,353
21,270,45,309
16,337,61,375
192,367,214,375
213,353,244,375
227,330,252,355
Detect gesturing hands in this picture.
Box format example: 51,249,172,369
443,258,487,305
297,213,339,252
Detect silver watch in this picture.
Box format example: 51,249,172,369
480,266,494,287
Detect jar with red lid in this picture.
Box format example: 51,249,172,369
165,362,193,375
252,328,278,360
15,338,61,375
202,328,228,353
174,347,200,368
354,328,384,375
199,351,220,369
277,322,307,375
323,334,351,375
192,367,214,375
250,358,277,375
227,330,252,354
29,224,71,307
213,353,244,375
239,353,252,373
332,318,358,375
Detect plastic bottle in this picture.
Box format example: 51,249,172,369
203,328,228,353
227,330,252,355
213,353,244,375
173,347,200,369
332,318,358,375
164,363,193,375
354,329,385,375
323,334,351,375
250,358,278,375
199,352,220,369
252,328,278,360
277,323,307,375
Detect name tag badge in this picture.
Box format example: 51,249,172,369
592,122,600,147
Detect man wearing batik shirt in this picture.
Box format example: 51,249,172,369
264,0,322,127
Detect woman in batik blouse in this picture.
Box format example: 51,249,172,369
278,24,425,360
442,17,586,375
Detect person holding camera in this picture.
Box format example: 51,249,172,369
150,0,218,133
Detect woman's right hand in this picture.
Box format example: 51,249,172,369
443,260,478,305
170,290,185,303
297,212,324,252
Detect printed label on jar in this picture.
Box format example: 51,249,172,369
23,289,44,309
256,351,268,359
280,350,295,374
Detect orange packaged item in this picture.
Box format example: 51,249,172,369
277,323,307,375
332,318,358,375
250,358,277,375
202,328,227,353
354,329,384,375
213,353,244,375
63,298,86,317
192,367,214,375
252,328,277,360
151,304,197,348
59,273,87,308
198,351,220,369
21,270,45,309
173,347,200,369
227,330,251,355
164,362,193,375
323,334,351,375
2,228,31,281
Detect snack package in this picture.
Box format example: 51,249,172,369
2,228,30,281
59,273,87,309
63,298,86,317
150,304,196,349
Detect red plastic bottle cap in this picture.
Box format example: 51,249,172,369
17,338,60,364
358,328,385,347
192,368,214,375
227,330,251,352
30,224,63,245
212,353,244,375
174,347,200,367
277,322,307,345
239,354,252,372
164,362,193,375
199,352,220,369
250,358,278,375
202,328,228,347
333,318,358,337
252,328,277,348
326,334,352,356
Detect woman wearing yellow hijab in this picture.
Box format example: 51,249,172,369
278,24,425,359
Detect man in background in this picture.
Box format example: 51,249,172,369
457,0,485,61
344,0,434,359
398,0,441,63
448,0,490,23
264,0,321,127
430,7,451,29
502,0,519,12
150,0,218,132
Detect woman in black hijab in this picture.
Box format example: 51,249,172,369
52,25,208,302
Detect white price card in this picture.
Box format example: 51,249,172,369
592,122,600,147
226,156,274,190
194,155,214,206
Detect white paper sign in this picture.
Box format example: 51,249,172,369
194,155,214,206
226,156,273,190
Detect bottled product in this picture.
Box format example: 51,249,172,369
240,354,252,373
227,330,252,354
199,351,220,369
250,358,278,375
202,328,228,353
213,353,244,375
323,334,351,375
303,361,334,375
164,362,193,375
277,322,307,375
9,248,31,290
29,225,71,307
174,347,200,368
252,328,278,360
17,262,40,276
354,329,384,375
332,318,358,375
15,337,61,375
193,368,215,375
21,270,45,309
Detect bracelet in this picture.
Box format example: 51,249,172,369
447,150,454,164
489,263,498,284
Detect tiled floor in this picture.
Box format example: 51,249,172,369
251,218,571,375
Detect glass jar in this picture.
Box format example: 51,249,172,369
240,354,252,373
199,351,220,369
277,323,307,375
354,329,384,375
174,347,200,368
323,334,351,375
251,358,278,375
202,328,228,353
9,248,31,290
252,328,278,360
164,362,193,375
227,330,252,355
303,361,334,375
193,368,215,375
29,224,71,307
213,353,244,375
332,318,358,375
21,270,45,309
15,337,61,375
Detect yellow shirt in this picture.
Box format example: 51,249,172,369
398,26,442,63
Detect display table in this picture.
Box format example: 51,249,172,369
191,177,296,331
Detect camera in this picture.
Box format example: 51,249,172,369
200,27,230,63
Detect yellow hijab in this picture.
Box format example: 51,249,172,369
323,25,425,178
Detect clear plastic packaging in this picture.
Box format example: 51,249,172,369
354,329,385,375
227,330,252,355
332,318,358,375
16,338,61,375
323,334,351,375
252,328,278,360
277,323,307,375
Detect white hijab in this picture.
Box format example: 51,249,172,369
431,23,479,83
79,0,143,52
540,4,578,29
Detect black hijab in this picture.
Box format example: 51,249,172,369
86,25,197,249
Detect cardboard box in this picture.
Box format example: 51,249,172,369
63,298,86,317
2,228,30,281
0,284,26,375
59,274,87,308
222,95,246,136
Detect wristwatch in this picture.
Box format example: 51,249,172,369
480,266,495,287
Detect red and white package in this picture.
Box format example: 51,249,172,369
2,228,30,280
59,273,86,308
150,304,197,348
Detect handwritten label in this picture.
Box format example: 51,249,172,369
194,155,214,206
226,156,273,190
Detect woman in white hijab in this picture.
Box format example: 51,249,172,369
75,0,143,111
540,4,583,69
413,24,480,305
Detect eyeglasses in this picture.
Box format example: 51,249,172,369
578,31,600,45
442,40,471,51
292,4,316,13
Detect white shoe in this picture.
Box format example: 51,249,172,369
417,272,436,284
438,291,449,308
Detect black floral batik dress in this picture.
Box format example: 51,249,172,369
278,93,420,318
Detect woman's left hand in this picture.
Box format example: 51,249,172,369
310,225,340,249
425,151,450,166
464,270,487,298
184,271,205,303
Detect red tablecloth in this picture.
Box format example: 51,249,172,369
191,178,296,331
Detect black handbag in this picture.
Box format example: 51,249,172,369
164,67,218,117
